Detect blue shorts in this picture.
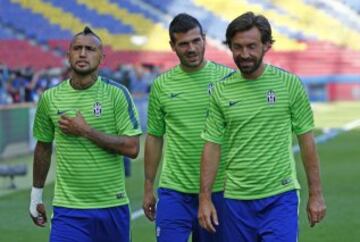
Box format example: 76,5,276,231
50,205,130,242
156,188,224,242
223,190,299,242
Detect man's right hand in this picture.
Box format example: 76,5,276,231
143,190,157,221
29,187,47,227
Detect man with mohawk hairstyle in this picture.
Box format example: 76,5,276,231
29,26,142,242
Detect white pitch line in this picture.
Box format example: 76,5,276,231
293,119,360,153
131,209,144,220
343,119,360,131
132,119,360,220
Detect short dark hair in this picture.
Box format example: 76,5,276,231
169,13,204,43
224,12,275,47
73,26,102,43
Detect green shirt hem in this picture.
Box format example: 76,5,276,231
52,198,129,209
224,185,300,200
159,184,224,194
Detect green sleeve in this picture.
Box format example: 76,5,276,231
147,81,165,137
201,85,226,144
33,93,54,142
290,77,314,135
114,87,142,136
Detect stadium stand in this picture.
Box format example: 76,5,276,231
143,0,229,41
0,40,63,69
192,0,307,50
109,0,163,23
305,0,360,32
0,0,359,99
0,27,15,39
44,0,134,34
269,0,360,50
194,0,360,50
9,0,167,51
0,0,73,43
76,0,169,51
341,0,360,12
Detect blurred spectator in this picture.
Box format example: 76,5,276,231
112,64,133,89
0,63,160,106
131,64,150,97
0,63,11,104
142,63,160,92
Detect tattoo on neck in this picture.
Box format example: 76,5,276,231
71,74,98,90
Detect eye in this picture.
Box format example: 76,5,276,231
193,38,201,44
73,46,82,51
86,46,96,51
249,44,256,49
178,42,188,48
232,44,241,50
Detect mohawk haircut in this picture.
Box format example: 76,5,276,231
73,26,102,43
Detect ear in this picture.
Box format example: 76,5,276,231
264,42,272,53
169,40,176,52
202,34,206,45
100,51,105,62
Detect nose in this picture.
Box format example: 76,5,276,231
240,48,250,59
80,47,86,57
188,42,195,52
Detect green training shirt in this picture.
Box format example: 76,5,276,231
33,77,142,208
202,65,314,199
147,61,233,193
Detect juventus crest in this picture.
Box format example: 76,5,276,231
208,83,214,95
266,90,276,104
93,102,102,117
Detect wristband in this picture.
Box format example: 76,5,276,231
29,187,43,217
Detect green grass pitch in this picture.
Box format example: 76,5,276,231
0,102,359,242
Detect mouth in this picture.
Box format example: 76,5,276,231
240,62,253,67
237,59,255,67
75,61,89,67
186,54,198,62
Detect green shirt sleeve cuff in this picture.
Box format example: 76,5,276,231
294,125,314,135
201,132,223,144
147,129,164,137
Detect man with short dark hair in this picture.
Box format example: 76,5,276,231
198,12,326,242
29,26,141,242
143,13,233,242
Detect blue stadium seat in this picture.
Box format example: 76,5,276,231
144,0,229,41
109,0,163,22
342,0,360,12
43,0,134,34
0,27,15,39
0,0,73,42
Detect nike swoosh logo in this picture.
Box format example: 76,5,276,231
57,110,69,115
170,92,182,98
229,100,240,107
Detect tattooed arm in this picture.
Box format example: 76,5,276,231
30,141,52,227
33,141,52,188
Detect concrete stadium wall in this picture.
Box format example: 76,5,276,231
0,103,35,159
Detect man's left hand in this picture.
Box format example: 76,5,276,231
307,193,326,227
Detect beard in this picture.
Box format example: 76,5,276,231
70,62,98,76
234,51,265,75
178,47,205,69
